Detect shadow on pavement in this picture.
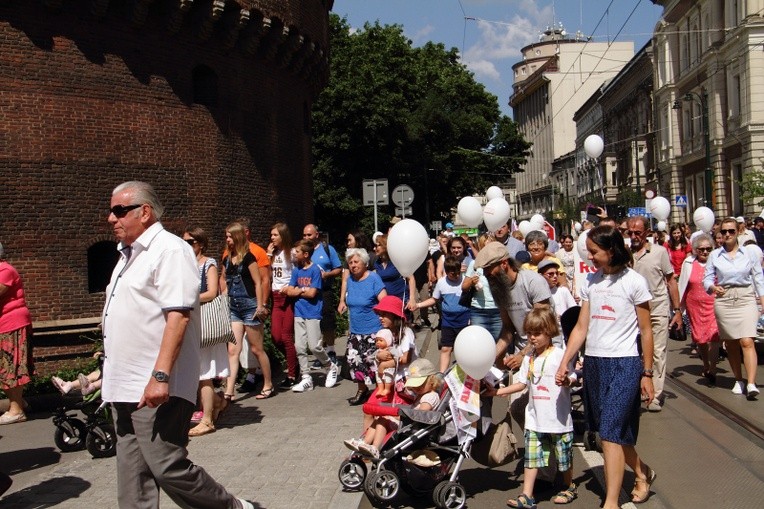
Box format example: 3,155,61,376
0,447,61,476
0,475,91,508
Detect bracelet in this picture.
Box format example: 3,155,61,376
673,308,681,313
642,369,654,378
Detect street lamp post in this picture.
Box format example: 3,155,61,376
674,91,712,208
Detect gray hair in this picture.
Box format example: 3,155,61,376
345,247,369,265
524,230,548,249
691,233,714,252
0,241,4,259
112,181,165,220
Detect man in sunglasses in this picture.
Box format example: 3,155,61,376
102,181,255,508
627,216,682,413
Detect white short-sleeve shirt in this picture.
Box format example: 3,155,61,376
101,222,201,404
517,346,573,433
580,268,652,358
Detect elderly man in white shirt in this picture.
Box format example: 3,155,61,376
102,181,254,509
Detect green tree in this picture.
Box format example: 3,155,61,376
740,169,764,211
311,15,529,240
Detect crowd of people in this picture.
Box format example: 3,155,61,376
2,181,763,507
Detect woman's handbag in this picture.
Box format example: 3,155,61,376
471,407,519,467
200,259,236,348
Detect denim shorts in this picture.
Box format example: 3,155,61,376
229,296,261,327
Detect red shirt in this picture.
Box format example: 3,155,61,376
0,261,32,333
664,242,692,276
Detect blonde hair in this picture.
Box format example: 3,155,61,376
523,306,559,338
226,222,249,260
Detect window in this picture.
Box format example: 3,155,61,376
730,162,743,215
192,65,218,107
87,241,119,293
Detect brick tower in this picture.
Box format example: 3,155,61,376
0,0,332,368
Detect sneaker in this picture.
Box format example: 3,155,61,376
357,442,379,459
311,359,323,370
278,377,296,389
291,376,314,393
190,411,204,423
732,380,746,395
325,362,339,388
343,438,364,452
327,351,338,364
746,384,759,401
647,400,662,412
237,498,255,509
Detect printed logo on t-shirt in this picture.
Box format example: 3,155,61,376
296,276,313,287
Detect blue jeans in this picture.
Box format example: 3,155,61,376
229,296,260,326
470,307,502,341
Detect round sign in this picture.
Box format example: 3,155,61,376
644,189,655,199
391,185,415,207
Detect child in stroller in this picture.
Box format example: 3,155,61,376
51,352,103,396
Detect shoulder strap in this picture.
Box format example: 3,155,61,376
200,258,213,293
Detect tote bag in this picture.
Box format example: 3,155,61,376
200,259,236,348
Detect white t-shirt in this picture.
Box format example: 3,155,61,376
271,248,295,291
580,268,652,357
102,222,201,404
550,286,577,318
414,390,440,410
517,346,573,433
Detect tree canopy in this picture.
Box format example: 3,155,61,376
311,15,530,240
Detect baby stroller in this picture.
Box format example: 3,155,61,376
51,355,116,459
338,370,476,509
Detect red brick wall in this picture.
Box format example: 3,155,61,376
0,1,329,334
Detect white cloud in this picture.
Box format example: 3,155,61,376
409,24,435,44
465,59,501,80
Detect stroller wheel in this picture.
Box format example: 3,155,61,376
338,458,367,490
435,481,466,509
86,424,117,458
366,470,400,503
54,419,87,452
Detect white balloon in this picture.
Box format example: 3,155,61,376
518,220,533,236
576,230,593,267
574,222,582,233
693,206,715,233
483,198,511,232
387,219,429,277
530,214,545,229
656,220,667,232
454,325,496,380
485,186,504,201
649,196,671,221
584,134,604,159
457,196,483,228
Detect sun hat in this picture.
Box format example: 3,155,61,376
537,259,560,273
735,216,745,223
373,295,406,319
405,358,438,387
474,241,510,269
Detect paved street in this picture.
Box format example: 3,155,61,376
2,331,763,509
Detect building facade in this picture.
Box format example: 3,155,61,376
0,0,332,369
509,25,633,220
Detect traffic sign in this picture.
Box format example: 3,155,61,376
395,206,413,217
391,184,415,207
362,179,389,206
628,207,647,217
430,221,442,231
675,195,688,207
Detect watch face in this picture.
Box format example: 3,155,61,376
153,371,169,382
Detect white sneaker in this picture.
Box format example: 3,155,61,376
325,362,339,388
746,384,759,401
732,380,746,395
291,376,314,392
343,438,364,452
357,442,379,459
237,498,255,509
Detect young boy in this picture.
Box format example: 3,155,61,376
282,240,338,392
411,255,470,372
498,307,578,508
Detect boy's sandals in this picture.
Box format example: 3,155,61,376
255,387,275,400
506,494,536,508
188,420,215,437
631,466,657,503
552,484,578,504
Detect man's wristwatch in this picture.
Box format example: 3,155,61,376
152,370,170,383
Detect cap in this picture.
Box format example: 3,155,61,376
375,329,393,348
405,358,438,387
515,250,531,264
474,241,510,269
537,259,560,273
736,216,745,223
373,295,406,319
445,222,454,229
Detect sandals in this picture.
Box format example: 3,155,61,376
188,420,215,437
631,465,657,503
507,494,536,508
223,392,234,402
552,484,577,504
255,387,275,400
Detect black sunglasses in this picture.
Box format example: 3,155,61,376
110,204,142,218
627,230,645,236
696,247,712,253
720,229,736,235
185,239,197,246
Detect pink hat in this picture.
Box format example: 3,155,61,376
373,295,406,319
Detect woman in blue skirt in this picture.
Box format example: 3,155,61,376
555,225,657,508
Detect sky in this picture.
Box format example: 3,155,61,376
332,0,664,117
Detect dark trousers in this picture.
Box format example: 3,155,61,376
112,397,240,509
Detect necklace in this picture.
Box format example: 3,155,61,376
527,345,554,385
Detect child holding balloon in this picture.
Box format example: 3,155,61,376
495,307,578,508
411,255,470,372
